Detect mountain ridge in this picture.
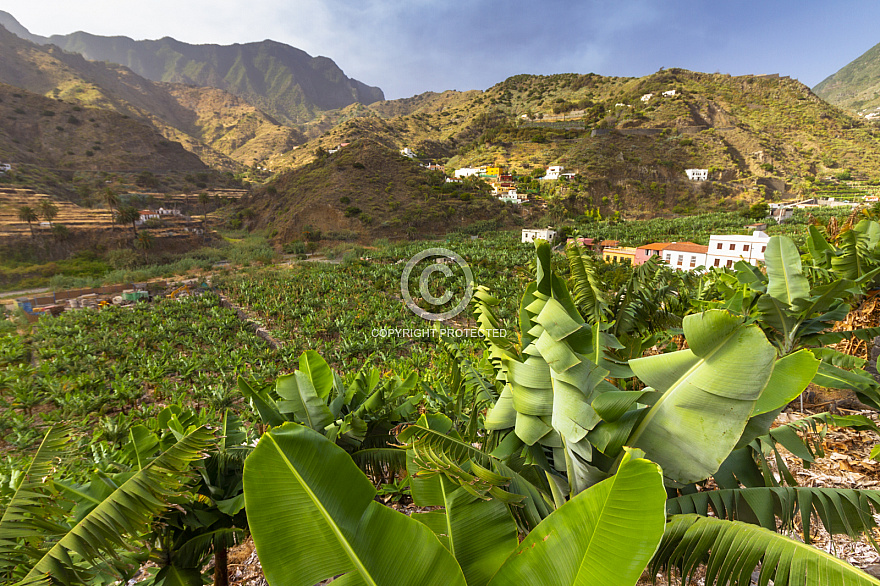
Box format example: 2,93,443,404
813,41,880,114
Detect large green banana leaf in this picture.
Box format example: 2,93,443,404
765,236,811,307
628,310,776,484
487,449,666,586
413,477,519,586
653,514,880,585
243,423,466,586
23,426,212,584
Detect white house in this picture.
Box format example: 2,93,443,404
543,165,565,180
0,163,11,173
454,167,481,179
522,227,558,244
685,168,709,181
137,210,161,223
662,242,708,271
706,231,771,268
662,90,677,97
641,93,653,102
498,189,526,204
400,147,417,159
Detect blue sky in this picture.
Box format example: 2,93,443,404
2,0,879,99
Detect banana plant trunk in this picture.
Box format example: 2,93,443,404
214,536,228,586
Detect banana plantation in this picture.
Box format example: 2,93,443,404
5,216,880,585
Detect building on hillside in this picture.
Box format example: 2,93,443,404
662,242,708,271
137,210,161,224
400,147,417,159
544,165,565,180
662,89,677,97
641,93,653,102
599,240,619,249
744,222,768,232
685,169,709,181
602,246,638,264
635,242,671,265
498,189,527,204
454,167,481,179
706,231,771,268
522,227,558,244
0,163,11,173
426,163,444,172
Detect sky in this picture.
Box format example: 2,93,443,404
2,0,879,100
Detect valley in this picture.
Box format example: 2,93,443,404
4,7,880,586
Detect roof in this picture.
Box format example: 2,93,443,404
599,240,619,247
637,242,671,251
664,242,709,254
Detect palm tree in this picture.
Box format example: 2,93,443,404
104,188,120,230
38,200,58,227
135,231,153,257
115,205,141,241
17,205,37,239
198,192,210,237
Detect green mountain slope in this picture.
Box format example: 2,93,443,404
0,11,384,125
814,41,880,114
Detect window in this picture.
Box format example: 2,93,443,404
761,246,766,253
729,243,735,250
665,253,671,261
726,260,733,268
716,243,722,249
714,259,720,267
690,256,696,267
677,255,684,265
743,245,750,252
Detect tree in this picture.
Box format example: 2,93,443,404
198,192,210,236
749,201,769,220
39,200,58,226
17,205,37,239
116,205,141,241
104,188,120,230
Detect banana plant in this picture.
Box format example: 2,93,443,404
243,421,668,586
476,241,816,494
0,424,212,586
239,350,421,447
243,422,880,586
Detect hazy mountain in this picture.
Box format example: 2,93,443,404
814,41,880,114
0,11,383,125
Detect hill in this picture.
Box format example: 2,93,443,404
814,41,880,115
237,139,521,242
0,11,384,125
280,70,880,219
0,23,304,169
0,82,205,172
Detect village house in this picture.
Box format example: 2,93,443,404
543,165,565,180
663,242,709,271
567,237,596,248
602,246,638,264
521,227,558,244
662,89,677,97
498,189,527,204
641,93,653,102
706,231,771,268
400,147,417,159
634,242,671,265
0,163,11,173
454,168,481,179
685,169,709,181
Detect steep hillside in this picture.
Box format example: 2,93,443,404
0,11,383,125
279,70,880,219
814,41,880,115
0,82,205,171
0,23,305,169
239,140,521,242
